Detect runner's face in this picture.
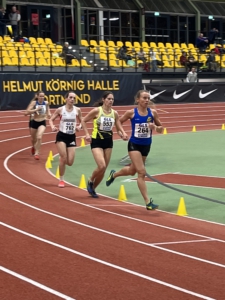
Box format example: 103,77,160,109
67,93,76,105
103,94,114,107
137,92,150,107
37,93,45,102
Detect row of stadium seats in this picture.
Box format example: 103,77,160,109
0,35,54,45
0,57,91,67
81,39,203,50
0,42,62,52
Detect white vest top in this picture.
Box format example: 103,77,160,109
59,105,78,134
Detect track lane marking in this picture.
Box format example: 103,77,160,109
0,222,216,300
0,266,75,300
1,192,225,270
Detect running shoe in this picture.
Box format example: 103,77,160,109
58,180,65,188
87,180,99,198
106,170,116,186
31,147,35,155
146,198,159,210
34,154,39,160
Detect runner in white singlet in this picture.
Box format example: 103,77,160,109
49,91,90,188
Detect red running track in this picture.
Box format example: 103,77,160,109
0,103,225,300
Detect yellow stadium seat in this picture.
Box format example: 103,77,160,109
18,51,26,58
133,41,141,48
166,42,173,48
99,40,107,47
70,59,80,67
1,50,8,57
109,60,119,67
43,52,51,58
99,46,107,53
108,41,116,48
81,39,89,47
45,38,53,45
11,57,19,65
29,37,37,44
90,40,98,47
109,53,117,60
37,37,45,44
4,36,11,42
100,53,107,60
150,42,157,48
125,41,132,48
188,43,195,49
3,57,12,66
173,43,180,49
20,57,31,66
36,58,49,67
9,50,18,57
118,60,130,67
55,58,66,66
108,46,116,54
55,45,63,52
35,52,44,58
141,42,149,49
116,41,123,48
81,59,91,67
158,42,165,48
26,51,35,58
23,44,32,50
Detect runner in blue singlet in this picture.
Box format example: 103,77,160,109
106,90,163,210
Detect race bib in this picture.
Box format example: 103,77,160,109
134,123,150,138
36,105,46,115
99,117,114,131
63,122,75,134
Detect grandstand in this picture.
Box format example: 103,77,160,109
1,0,225,77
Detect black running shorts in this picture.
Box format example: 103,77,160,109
31,119,46,129
127,140,151,157
91,137,113,150
56,131,76,148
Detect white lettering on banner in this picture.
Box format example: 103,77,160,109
134,123,150,138
99,117,114,131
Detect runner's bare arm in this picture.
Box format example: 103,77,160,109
45,101,51,119
83,108,99,123
119,109,134,124
77,108,91,141
49,107,62,131
114,111,128,140
151,109,163,133
26,100,39,115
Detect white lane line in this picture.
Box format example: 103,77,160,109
157,109,169,113
0,266,75,300
0,222,216,300
3,147,225,239
0,127,29,133
152,239,216,246
0,121,27,125
1,192,224,269
146,180,225,191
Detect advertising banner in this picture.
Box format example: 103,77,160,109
0,73,142,110
145,83,225,103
